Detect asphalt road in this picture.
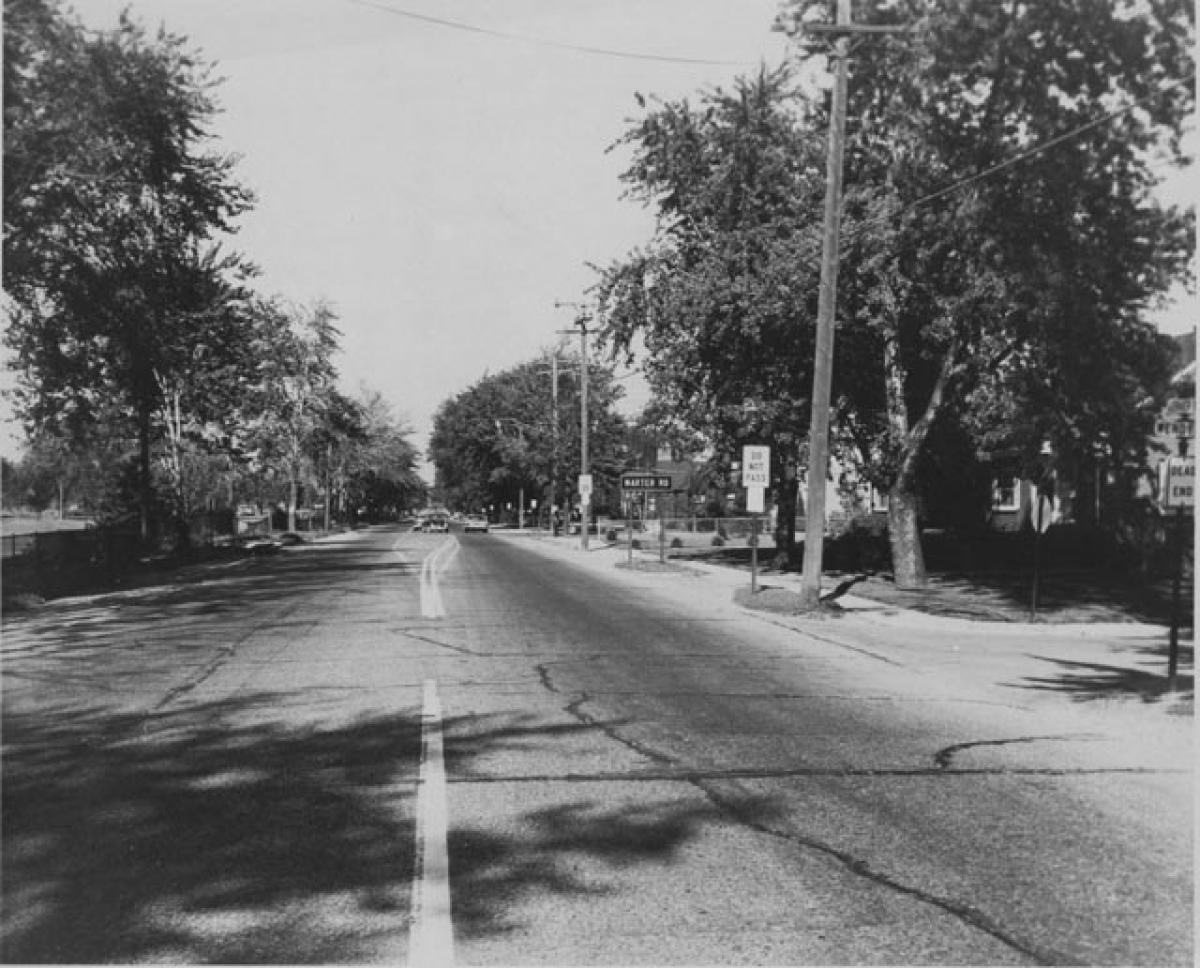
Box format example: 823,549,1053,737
1,524,1192,965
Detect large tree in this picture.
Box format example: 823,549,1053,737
429,352,628,518
597,69,826,556
238,300,342,532
4,0,255,541
598,0,1193,586
343,389,426,522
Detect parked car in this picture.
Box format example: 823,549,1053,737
463,514,489,533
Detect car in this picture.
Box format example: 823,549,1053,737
463,515,489,533
424,516,449,534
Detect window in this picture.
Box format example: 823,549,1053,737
868,484,889,513
992,476,1020,511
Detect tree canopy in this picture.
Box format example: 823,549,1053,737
597,0,1194,584
429,352,628,518
2,0,425,539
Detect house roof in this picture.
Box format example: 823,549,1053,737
1171,359,1195,387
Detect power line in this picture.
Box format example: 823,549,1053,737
845,71,1196,242
346,0,753,66
670,70,1193,268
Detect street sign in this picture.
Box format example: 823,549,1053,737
1161,457,1195,509
578,474,593,499
621,473,672,491
742,445,770,487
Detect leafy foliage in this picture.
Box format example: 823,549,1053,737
2,1,425,540
429,352,628,516
3,0,257,540
597,0,1193,584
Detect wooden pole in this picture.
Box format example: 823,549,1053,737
799,0,852,609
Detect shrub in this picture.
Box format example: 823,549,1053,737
670,537,683,548
825,516,890,571
711,534,725,547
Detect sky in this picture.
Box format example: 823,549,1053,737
46,0,794,478
5,1,1194,475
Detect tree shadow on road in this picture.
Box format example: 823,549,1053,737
1015,644,1194,705
2,698,775,963
2,695,422,964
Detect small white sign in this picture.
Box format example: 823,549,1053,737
578,473,593,499
742,445,770,487
1162,457,1195,508
747,487,765,514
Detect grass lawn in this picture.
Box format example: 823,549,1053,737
1,513,93,536
676,546,1192,626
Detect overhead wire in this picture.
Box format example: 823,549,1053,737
345,0,754,66
839,71,1196,248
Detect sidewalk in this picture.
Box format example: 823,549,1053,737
498,531,1195,725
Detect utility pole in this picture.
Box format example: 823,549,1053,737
798,1,904,609
579,315,590,550
551,351,559,533
556,302,592,550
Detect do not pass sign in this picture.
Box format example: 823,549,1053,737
742,446,770,487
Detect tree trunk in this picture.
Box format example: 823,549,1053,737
772,452,801,569
288,470,298,533
880,323,957,592
887,482,926,588
138,401,153,545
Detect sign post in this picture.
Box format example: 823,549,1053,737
620,473,672,564
1161,457,1194,690
1029,493,1053,620
742,446,770,594
625,497,633,564
578,474,593,550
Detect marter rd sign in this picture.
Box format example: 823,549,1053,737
621,473,673,491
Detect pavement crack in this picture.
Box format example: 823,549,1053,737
934,734,1103,770
535,663,558,693
448,765,1184,783
563,692,676,767
397,628,475,655
749,615,906,666
692,779,1076,967
152,642,237,712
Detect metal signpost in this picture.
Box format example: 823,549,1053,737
578,474,593,549
1029,493,1053,620
742,446,770,594
621,474,672,564
1161,457,1194,689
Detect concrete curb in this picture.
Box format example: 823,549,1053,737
493,529,1186,643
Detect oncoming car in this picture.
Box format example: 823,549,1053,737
423,516,449,534
463,514,489,533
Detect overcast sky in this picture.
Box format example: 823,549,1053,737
53,0,792,476
6,1,1193,471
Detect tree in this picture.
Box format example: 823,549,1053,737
788,0,1193,585
596,68,827,556
429,352,628,518
239,300,341,532
341,388,425,522
598,1,1193,586
4,0,256,541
